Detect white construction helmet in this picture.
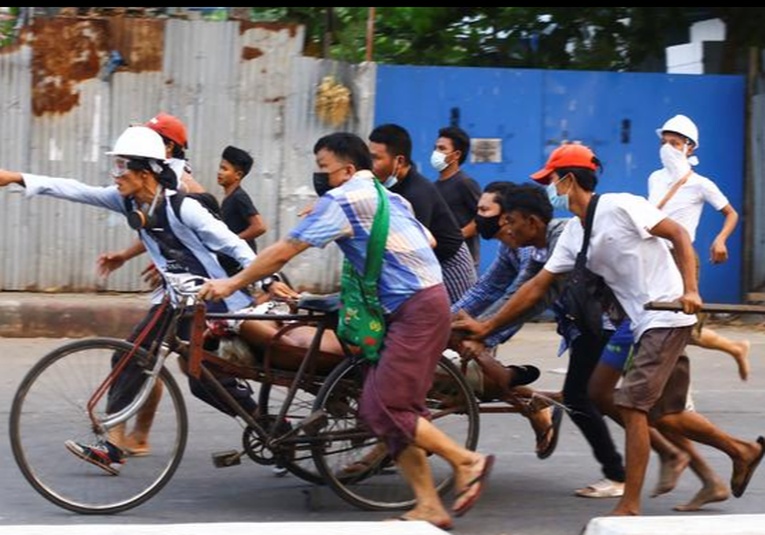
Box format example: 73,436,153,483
106,126,167,160
656,114,699,148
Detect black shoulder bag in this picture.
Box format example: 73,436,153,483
559,194,625,338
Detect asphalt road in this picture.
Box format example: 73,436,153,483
1,322,764,535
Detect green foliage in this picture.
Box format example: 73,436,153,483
0,7,19,47
250,7,765,73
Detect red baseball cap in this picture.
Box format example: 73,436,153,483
530,144,597,184
144,112,188,149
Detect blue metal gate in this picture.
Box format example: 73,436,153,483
375,65,745,303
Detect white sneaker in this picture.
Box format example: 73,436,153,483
574,478,625,498
272,464,288,477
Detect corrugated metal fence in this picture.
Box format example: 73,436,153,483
0,16,375,292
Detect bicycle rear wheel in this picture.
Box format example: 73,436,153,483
9,338,188,514
310,355,480,511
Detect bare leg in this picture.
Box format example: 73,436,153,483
690,328,750,381
408,416,489,518
395,445,454,529
610,407,650,516
649,429,691,497
656,411,764,498
657,430,729,511
123,381,163,454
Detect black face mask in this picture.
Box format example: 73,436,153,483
313,172,331,197
475,214,502,240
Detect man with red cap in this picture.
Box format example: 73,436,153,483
144,112,205,193
454,143,765,516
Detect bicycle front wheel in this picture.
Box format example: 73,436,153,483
9,338,188,514
311,355,480,511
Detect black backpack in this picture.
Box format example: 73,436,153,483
123,191,222,224
124,192,243,277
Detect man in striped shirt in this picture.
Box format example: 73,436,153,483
199,132,494,529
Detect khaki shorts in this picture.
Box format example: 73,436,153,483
615,326,692,420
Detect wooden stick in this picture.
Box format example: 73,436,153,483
644,301,765,314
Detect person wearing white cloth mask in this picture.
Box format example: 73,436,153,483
646,114,750,382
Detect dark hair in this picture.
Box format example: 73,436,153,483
222,145,254,177
313,132,372,170
368,123,413,165
159,135,185,160
125,158,177,189
556,167,599,192
438,126,470,165
501,183,553,224
483,180,517,204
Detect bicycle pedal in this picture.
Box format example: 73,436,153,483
298,410,329,435
211,449,242,468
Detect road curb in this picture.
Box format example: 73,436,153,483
0,293,150,339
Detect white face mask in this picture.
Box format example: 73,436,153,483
383,157,400,188
430,150,448,172
660,143,691,181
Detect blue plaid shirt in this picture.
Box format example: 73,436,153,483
288,171,442,314
451,244,534,347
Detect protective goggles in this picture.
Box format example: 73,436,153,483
111,156,133,178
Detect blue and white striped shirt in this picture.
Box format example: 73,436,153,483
288,171,442,314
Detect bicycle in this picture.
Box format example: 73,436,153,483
9,274,480,514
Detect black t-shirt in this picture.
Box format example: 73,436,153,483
390,167,464,262
435,170,481,264
220,186,259,253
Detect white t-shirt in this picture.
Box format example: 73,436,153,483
544,193,697,339
647,168,729,243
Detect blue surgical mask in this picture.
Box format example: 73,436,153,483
546,178,570,212
383,175,398,188
383,158,400,188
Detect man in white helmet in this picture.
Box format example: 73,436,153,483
647,114,749,381
0,126,269,475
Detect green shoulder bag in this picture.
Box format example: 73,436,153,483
337,179,390,362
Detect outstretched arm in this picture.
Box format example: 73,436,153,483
452,268,558,341
0,169,24,187
198,237,310,301
710,203,738,264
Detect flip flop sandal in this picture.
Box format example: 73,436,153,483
731,435,765,498
574,478,625,498
536,405,563,460
453,454,496,517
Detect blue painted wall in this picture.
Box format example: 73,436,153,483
375,64,745,303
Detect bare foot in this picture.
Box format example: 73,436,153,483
526,406,553,455
673,479,730,512
121,433,150,456
607,507,638,516
732,340,751,381
651,452,690,497
390,505,454,530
